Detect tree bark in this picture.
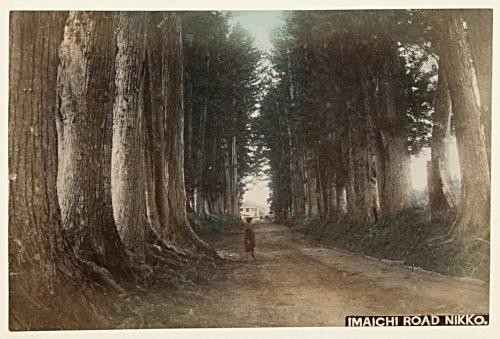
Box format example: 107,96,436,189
344,106,357,221
360,72,381,222
436,12,490,240
184,70,195,210
230,135,240,215
375,44,412,214
306,152,319,217
223,139,231,213
144,12,170,238
142,55,164,242
57,12,129,275
8,11,90,329
295,151,307,218
111,12,148,260
285,107,299,218
164,13,217,256
466,9,492,169
194,46,210,214
428,66,456,215
348,77,380,224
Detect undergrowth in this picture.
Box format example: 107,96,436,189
291,207,489,282
189,213,243,237
10,215,236,331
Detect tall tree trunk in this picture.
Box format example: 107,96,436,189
145,12,170,238
223,139,231,213
333,119,347,217
302,153,310,217
466,9,492,169
375,45,412,214
296,151,307,218
184,70,195,210
285,107,299,218
428,66,456,215
349,79,379,224
142,55,164,240
194,47,210,214
230,135,239,215
307,152,319,216
8,11,94,330
336,184,346,215
316,149,329,218
57,12,129,275
436,12,490,240
344,97,358,220
111,12,148,261
360,72,381,222
164,13,217,256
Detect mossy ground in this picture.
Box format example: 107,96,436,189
189,213,243,236
291,207,489,281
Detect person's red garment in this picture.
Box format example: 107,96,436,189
244,227,255,253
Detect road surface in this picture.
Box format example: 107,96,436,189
138,222,489,328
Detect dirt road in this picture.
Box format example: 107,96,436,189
144,223,488,328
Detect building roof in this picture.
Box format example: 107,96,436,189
240,201,266,210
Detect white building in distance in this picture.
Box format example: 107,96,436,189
240,202,266,220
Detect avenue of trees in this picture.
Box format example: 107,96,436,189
8,9,492,330
182,12,261,216
256,10,491,242
8,11,260,329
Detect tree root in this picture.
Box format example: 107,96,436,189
146,217,194,259
146,245,185,268
80,260,128,296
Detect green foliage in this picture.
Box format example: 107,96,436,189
400,45,437,154
182,12,263,203
189,213,244,236
255,10,439,216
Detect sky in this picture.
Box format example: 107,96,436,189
229,11,462,210
229,11,283,210
228,11,284,52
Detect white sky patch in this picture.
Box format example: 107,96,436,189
228,11,284,52
242,176,271,212
411,139,461,190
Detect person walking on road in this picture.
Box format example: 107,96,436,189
244,217,256,260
